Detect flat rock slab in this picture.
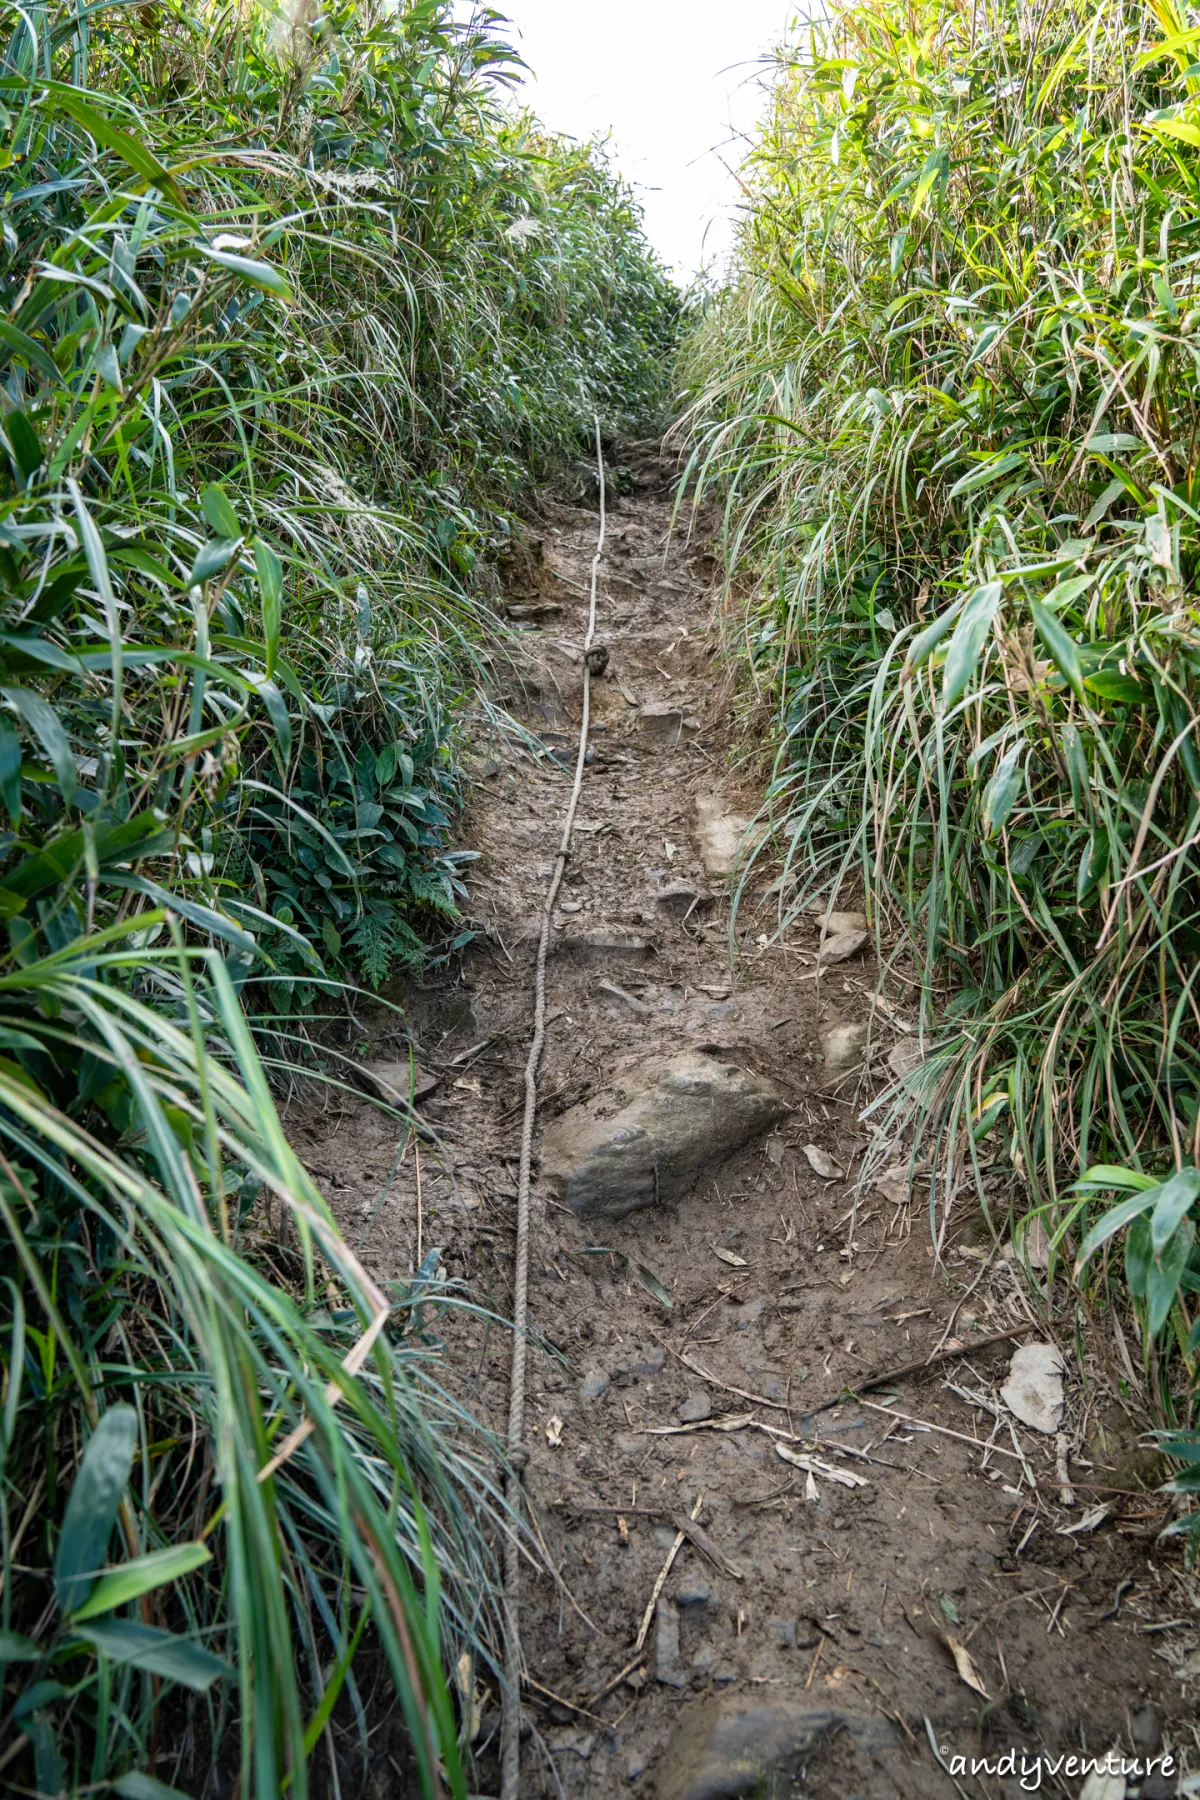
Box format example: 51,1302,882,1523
357,1059,438,1105
819,1021,868,1079
554,928,651,960
657,1696,902,1800
694,795,766,880
639,702,684,744
540,1051,788,1222
1002,1341,1065,1434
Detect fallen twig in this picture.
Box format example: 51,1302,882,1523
634,1494,702,1653
588,1653,646,1707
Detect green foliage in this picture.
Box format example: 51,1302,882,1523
681,0,1200,1506
0,0,677,1792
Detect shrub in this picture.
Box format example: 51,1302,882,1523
681,0,1200,1498
0,0,677,1791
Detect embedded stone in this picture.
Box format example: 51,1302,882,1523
540,1052,789,1222
656,1697,901,1800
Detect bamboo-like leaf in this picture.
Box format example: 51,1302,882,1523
942,581,1002,707
54,1406,137,1618
70,1542,212,1622
1031,599,1084,702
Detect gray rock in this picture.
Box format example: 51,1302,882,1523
548,1729,595,1759
809,907,868,934
679,1389,712,1423
818,929,869,965
656,1697,901,1800
540,1051,789,1221
556,929,651,961
694,795,766,880
655,1599,685,1687
886,1037,925,1079
581,1369,610,1402
765,1617,797,1648
655,881,714,921
627,1750,648,1782
357,1059,438,1105
676,1580,713,1608
819,1022,868,1080
627,1343,666,1377
640,703,684,745
689,1647,737,1684
1001,1341,1065,1434
733,1298,764,1331
1131,1705,1162,1757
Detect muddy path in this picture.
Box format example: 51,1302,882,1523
304,445,1197,1799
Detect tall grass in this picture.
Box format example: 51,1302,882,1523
0,0,678,1791
681,0,1200,1514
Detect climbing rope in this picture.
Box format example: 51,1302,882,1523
499,419,606,1799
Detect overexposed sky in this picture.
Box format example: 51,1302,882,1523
504,1,798,283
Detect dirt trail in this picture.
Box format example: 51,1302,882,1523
306,446,1195,1798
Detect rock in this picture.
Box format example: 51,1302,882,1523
766,1617,797,1648
504,601,562,620
733,1298,764,1330
1001,1341,1065,1434
872,1162,911,1206
689,1646,737,1683
694,795,766,880
357,1059,438,1105
626,1343,666,1377
581,1369,610,1402
818,929,869,965
627,1749,648,1782
803,1144,839,1178
818,1022,868,1079
540,1051,789,1221
556,929,652,961
680,1389,712,1423
886,1038,925,1079
655,881,714,921
596,979,652,1016
656,1697,901,1800
809,907,868,934
639,703,684,745
548,1729,595,1759
1078,1753,1127,1800
1011,1213,1050,1270
676,1580,713,1609
1131,1705,1162,1757
656,1599,685,1687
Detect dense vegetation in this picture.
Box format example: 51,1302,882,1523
681,0,1200,1526
0,0,677,1793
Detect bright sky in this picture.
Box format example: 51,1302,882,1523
503,1,798,283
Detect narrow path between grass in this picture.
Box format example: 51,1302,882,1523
311,443,1194,1799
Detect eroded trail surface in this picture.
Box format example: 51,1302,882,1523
311,446,1194,1799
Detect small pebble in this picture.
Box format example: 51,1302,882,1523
627,1343,666,1377
581,1369,610,1402
1132,1704,1163,1756
679,1389,711,1423
676,1580,712,1608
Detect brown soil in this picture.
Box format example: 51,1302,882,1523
300,445,1198,1798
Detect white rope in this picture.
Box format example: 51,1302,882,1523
499,419,605,1799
